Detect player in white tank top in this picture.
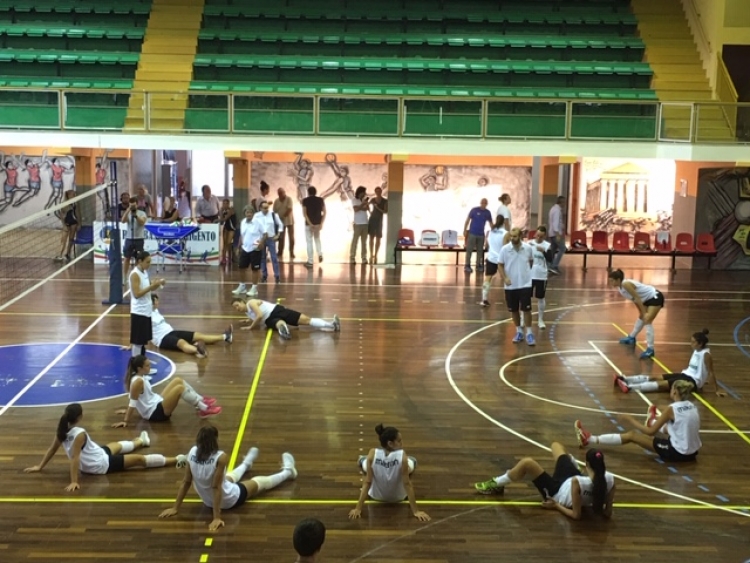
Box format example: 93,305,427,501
480,215,510,307
24,403,185,491
113,355,222,428
608,269,664,359
232,297,340,340
159,425,297,531
474,442,615,520
575,380,701,462
128,251,165,357
522,226,553,329
349,424,430,521
614,329,725,396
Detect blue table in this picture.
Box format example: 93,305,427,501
145,224,200,273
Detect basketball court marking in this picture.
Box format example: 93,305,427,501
444,310,750,518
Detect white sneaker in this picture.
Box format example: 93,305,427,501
538,320,546,330
247,286,259,297
278,322,292,340
281,452,297,479
231,284,246,295
176,454,188,468
139,430,150,447
332,314,341,332
243,447,259,468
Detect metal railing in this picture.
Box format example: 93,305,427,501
1,87,749,144
715,52,739,139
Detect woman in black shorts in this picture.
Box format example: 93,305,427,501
55,189,79,262
24,403,186,491
231,297,340,340
219,198,236,266
576,379,701,462
474,443,615,520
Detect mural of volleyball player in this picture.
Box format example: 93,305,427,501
290,152,314,203
12,151,46,207
320,153,356,225
419,165,449,191
44,155,75,210
0,151,27,212
95,150,112,218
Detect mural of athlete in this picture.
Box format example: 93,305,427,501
0,151,28,212
95,150,112,218
419,165,449,191
44,155,75,210
12,150,46,207
289,152,314,203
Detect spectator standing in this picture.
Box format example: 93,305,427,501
196,185,220,223
134,184,154,218
177,181,192,219
231,206,267,297
496,193,512,230
255,181,270,212
367,186,387,264
302,186,325,268
463,198,493,274
121,197,148,285
274,187,295,261
257,201,284,284
350,186,369,265
548,196,565,274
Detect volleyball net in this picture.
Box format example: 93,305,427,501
0,183,110,311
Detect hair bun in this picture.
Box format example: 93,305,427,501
374,423,385,436
702,328,709,335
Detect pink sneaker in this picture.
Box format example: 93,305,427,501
646,405,659,427
613,374,629,393
203,396,218,407
575,420,591,448
198,405,222,418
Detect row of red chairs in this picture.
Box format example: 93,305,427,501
566,230,716,254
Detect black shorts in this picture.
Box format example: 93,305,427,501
239,249,262,270
230,483,249,509
505,287,533,312
643,291,665,308
130,313,152,345
123,238,144,259
532,279,547,299
664,373,699,390
484,260,499,276
101,446,126,474
531,454,581,499
149,402,170,422
160,330,195,351
653,437,697,462
265,305,302,329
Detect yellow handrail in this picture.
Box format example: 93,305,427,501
715,52,738,138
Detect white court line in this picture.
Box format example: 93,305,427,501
590,340,750,348
0,284,125,417
444,312,750,518
588,341,653,409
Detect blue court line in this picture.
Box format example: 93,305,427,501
732,315,750,362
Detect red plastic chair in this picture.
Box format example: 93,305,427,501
590,230,609,252
567,230,588,252
632,231,652,252
695,232,717,254
527,229,536,240
674,232,695,254
612,232,631,253
654,232,672,253
397,228,416,247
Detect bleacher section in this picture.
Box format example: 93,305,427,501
186,0,659,135
0,0,150,129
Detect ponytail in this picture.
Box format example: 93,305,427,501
375,423,399,449
586,449,608,516
57,403,82,442
125,355,148,391
692,328,709,348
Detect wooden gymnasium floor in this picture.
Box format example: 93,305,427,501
1,256,749,563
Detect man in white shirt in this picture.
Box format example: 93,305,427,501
548,196,565,274
195,184,221,223
232,205,267,297
497,227,535,346
350,186,369,264
256,201,284,283
496,193,512,231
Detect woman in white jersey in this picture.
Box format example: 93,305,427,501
232,297,340,340
112,355,221,428
576,379,701,462
523,225,553,329
608,269,664,359
480,215,509,307
150,294,233,358
475,444,615,520
129,251,165,358
614,328,725,397
24,403,186,491
349,423,430,521
159,424,297,531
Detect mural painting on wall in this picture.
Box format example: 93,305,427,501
696,168,750,270
0,150,76,224
251,153,531,262
578,158,675,235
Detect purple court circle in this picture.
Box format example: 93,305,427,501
0,343,175,407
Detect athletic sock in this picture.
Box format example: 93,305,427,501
525,326,533,335
117,441,135,454
629,381,660,392
144,454,167,468
310,318,333,329
593,434,623,446
482,281,491,301
516,326,523,334
181,385,208,411
538,298,546,321
494,471,512,487
250,470,290,492
630,319,645,338
228,463,248,483
623,375,650,384
646,324,655,348
131,344,140,357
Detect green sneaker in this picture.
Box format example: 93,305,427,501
474,479,504,495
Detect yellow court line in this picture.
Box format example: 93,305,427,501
227,327,274,470
612,323,750,448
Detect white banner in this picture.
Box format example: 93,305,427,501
93,221,220,266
